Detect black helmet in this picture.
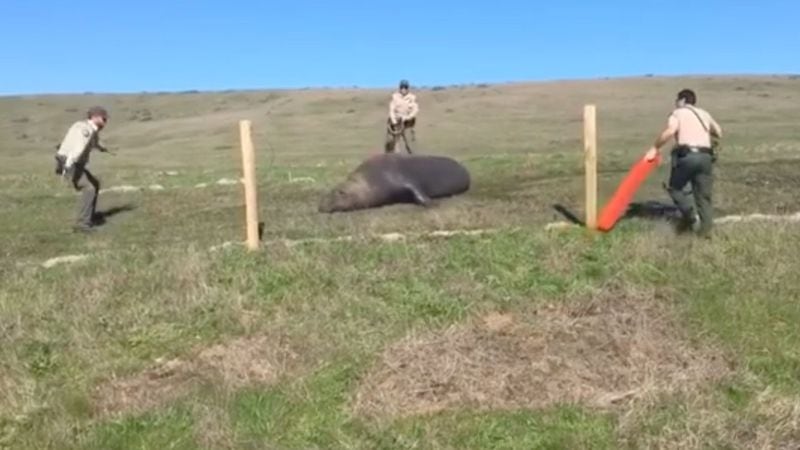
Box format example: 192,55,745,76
399,79,410,89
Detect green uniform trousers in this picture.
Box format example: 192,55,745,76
667,149,714,236
67,163,100,229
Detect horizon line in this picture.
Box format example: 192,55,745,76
1,72,797,98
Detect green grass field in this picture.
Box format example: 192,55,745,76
2,75,800,449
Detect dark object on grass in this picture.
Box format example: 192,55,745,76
318,153,470,213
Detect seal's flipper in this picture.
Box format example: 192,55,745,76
405,183,431,206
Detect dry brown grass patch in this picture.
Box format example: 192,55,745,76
91,334,300,419
191,403,236,450
353,286,733,420
747,389,800,449
1,367,48,445
618,386,800,449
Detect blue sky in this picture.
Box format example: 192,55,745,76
1,1,797,95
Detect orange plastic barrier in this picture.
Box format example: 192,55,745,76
597,154,662,231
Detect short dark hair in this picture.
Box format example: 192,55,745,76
676,89,696,105
87,106,108,119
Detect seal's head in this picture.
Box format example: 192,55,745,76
318,174,371,213
318,185,351,213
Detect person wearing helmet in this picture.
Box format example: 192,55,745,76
385,79,419,153
54,106,112,233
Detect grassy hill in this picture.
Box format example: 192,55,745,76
1,75,800,449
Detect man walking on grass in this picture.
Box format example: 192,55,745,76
645,89,723,238
54,106,111,233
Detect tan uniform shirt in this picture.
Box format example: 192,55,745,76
668,105,721,148
56,119,101,168
389,92,419,123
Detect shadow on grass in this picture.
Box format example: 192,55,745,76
622,200,682,223
92,203,137,226
552,200,683,229
552,204,585,227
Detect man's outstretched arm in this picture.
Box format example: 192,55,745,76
645,115,678,161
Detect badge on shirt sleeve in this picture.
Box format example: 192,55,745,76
82,129,90,137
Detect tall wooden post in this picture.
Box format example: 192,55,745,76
583,105,598,230
239,120,260,250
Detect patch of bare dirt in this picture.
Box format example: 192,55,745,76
353,287,733,420
91,335,300,419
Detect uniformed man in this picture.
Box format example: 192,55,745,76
54,106,111,233
385,79,419,153
645,89,723,237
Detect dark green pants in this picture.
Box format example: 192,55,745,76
667,150,714,236
67,164,100,228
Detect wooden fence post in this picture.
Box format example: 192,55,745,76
583,105,598,230
239,120,260,250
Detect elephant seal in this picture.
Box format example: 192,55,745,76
318,153,470,213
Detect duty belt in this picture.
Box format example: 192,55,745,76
674,145,713,157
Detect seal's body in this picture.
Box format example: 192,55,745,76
318,153,470,213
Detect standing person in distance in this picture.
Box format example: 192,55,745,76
385,79,419,153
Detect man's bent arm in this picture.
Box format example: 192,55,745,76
389,98,398,123
60,123,93,167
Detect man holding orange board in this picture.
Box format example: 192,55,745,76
644,89,722,237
